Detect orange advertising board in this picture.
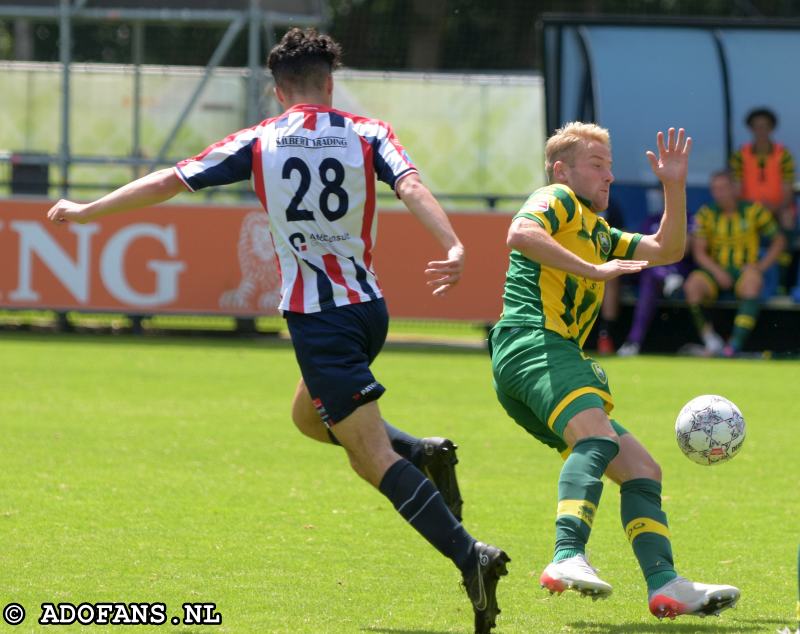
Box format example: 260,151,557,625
375,212,510,321
0,199,510,321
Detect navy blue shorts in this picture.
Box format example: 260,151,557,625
285,298,388,426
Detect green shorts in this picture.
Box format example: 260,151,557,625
696,266,743,301
489,325,625,455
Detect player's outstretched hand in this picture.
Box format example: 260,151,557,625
425,244,465,296
588,259,649,281
646,127,692,186
47,199,89,224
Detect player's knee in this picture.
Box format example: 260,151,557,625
738,279,761,298
565,413,619,448
683,278,704,303
347,452,370,481
290,405,332,445
599,432,621,459
589,429,620,446
605,428,620,442
290,405,312,435
636,454,662,482
346,449,399,488
290,403,301,427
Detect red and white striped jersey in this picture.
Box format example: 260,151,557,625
175,103,418,313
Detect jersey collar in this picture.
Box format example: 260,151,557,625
576,193,595,211
282,103,334,115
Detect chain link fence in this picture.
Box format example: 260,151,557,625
0,61,544,210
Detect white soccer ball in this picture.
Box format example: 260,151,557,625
675,394,745,465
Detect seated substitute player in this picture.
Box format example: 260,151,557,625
489,122,740,619
46,28,509,634
683,170,786,357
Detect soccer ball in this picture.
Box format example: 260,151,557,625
674,394,745,465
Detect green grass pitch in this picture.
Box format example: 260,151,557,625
1,333,798,633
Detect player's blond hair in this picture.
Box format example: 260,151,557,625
545,122,611,183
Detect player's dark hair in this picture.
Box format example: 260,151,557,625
267,28,342,92
745,107,778,129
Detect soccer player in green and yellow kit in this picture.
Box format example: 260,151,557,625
489,122,740,619
684,170,786,357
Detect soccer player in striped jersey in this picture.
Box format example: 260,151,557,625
683,170,786,357
489,122,740,619
47,27,508,634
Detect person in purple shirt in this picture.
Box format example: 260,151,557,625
618,214,691,356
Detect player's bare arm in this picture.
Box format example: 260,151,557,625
396,173,465,296
47,168,184,224
507,217,648,281
754,231,787,273
780,181,794,211
634,128,693,266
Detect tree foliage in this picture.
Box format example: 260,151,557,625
2,0,800,70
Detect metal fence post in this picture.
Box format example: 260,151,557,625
59,0,72,198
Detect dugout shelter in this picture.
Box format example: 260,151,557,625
541,14,800,231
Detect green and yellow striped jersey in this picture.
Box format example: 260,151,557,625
498,184,642,348
691,200,779,268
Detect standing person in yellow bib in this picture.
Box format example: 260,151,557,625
489,122,740,619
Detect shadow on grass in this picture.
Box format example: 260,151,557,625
0,330,489,355
568,617,788,633
361,628,451,634
0,330,290,351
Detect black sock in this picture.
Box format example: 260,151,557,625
383,420,422,464
379,459,475,571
